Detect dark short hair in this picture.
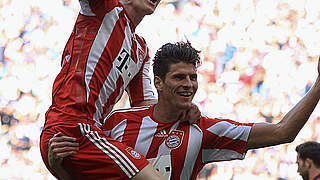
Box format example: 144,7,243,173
152,41,201,80
296,141,320,167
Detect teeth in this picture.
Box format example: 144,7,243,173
179,92,192,96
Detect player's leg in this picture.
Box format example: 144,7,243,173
43,122,165,179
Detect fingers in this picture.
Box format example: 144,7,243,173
49,132,79,158
49,132,77,145
186,104,201,124
52,148,78,158
179,110,188,121
51,143,79,158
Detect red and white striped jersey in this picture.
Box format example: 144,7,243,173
48,0,156,127
103,105,254,180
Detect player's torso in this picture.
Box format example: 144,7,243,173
51,1,148,123
107,107,253,179
108,107,204,180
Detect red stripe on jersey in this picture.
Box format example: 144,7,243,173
145,125,167,158
130,35,138,64
101,77,124,122
170,125,189,180
208,134,247,154
201,117,252,155
86,10,127,120
122,113,143,149
127,60,147,104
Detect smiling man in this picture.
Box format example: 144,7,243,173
39,0,168,179
104,41,320,179
49,41,320,179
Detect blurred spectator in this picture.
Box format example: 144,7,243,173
0,0,320,179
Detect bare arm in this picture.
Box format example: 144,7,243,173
131,99,158,107
247,57,320,150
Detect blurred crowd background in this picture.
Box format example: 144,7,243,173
0,0,320,179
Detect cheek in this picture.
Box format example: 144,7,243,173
193,83,198,92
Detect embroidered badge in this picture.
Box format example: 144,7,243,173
165,130,184,150
126,147,141,159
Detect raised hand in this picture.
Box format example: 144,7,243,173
180,103,201,124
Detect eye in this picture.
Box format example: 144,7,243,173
190,74,197,81
173,74,185,80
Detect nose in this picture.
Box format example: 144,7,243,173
182,76,192,88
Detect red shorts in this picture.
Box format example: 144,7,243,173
40,120,148,180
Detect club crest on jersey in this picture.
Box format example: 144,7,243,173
126,147,141,159
165,130,184,150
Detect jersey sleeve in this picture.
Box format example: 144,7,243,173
200,117,253,163
126,49,157,105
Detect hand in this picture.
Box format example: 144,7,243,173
48,132,79,170
180,103,201,124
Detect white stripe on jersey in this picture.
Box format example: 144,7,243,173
87,6,139,123
79,123,139,178
134,116,158,156
141,59,152,96
92,68,125,124
85,7,122,102
110,119,128,142
104,106,150,124
206,121,251,141
180,124,203,180
202,148,245,163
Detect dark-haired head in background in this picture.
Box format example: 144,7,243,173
296,141,320,180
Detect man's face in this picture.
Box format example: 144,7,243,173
131,0,162,15
296,155,309,180
157,62,198,110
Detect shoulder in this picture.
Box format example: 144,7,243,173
106,106,151,119
198,116,253,130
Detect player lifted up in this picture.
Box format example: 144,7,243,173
39,0,200,179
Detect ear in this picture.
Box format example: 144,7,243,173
305,158,313,168
154,76,163,91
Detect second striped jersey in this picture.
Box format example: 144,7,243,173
103,105,254,180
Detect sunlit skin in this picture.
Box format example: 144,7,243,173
154,62,198,123
122,0,162,26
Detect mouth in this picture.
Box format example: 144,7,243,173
177,92,193,97
150,0,157,4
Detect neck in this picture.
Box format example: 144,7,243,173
153,102,183,123
122,3,145,27
310,168,320,180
